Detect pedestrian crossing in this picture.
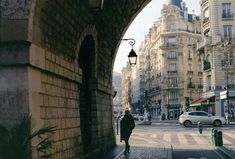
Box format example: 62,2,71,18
131,131,235,146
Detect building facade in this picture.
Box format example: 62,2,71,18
195,0,235,117
121,63,132,110
123,0,203,119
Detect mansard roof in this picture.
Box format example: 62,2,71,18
167,0,182,9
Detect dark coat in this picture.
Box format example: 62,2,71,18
120,113,135,141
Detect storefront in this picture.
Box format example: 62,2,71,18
169,104,180,119
220,91,235,118
190,96,215,114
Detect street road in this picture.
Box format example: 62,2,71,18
117,120,235,159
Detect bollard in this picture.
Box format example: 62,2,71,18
211,128,215,145
211,128,218,145
116,115,121,135
217,131,223,146
198,122,202,134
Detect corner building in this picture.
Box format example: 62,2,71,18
135,0,202,119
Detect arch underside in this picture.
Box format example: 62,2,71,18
0,0,151,158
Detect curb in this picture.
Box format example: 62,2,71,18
216,146,235,159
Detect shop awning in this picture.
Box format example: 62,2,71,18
190,96,215,107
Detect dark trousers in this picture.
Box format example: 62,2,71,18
124,134,131,153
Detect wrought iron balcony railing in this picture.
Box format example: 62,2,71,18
187,82,196,88
222,12,233,20
203,17,209,24
203,60,211,71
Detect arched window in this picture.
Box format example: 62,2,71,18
167,15,175,32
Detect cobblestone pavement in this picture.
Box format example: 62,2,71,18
114,131,172,159
116,146,171,159
100,119,235,159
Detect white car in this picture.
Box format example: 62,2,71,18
133,114,144,121
179,111,226,127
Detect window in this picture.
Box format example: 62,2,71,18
207,75,211,90
169,63,177,71
171,77,178,85
223,25,232,41
168,37,176,46
167,16,175,32
168,23,175,32
199,78,202,85
188,64,192,71
169,91,178,100
222,3,232,18
198,64,202,71
188,51,192,59
168,51,177,59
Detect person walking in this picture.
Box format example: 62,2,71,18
120,108,135,155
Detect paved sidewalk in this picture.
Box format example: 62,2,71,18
116,145,172,159
99,144,172,159
99,119,235,159
99,130,173,159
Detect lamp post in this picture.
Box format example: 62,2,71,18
166,77,172,120
120,38,138,65
167,87,170,120
220,41,232,123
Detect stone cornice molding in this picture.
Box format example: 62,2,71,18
0,0,31,19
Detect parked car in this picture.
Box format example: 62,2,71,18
179,111,226,127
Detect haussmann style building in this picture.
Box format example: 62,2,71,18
123,0,203,120
192,0,235,118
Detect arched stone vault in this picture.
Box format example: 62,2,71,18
0,0,150,158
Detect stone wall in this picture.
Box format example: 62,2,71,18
0,41,30,127
28,43,84,158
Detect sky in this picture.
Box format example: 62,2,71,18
114,0,200,73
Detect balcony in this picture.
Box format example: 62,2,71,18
187,71,193,75
149,88,155,93
197,36,212,53
203,60,211,71
167,83,179,88
198,84,203,89
221,35,235,43
200,0,208,5
198,72,203,76
167,57,177,60
167,70,178,75
156,73,161,78
207,86,211,91
187,82,196,89
202,17,209,24
160,42,178,50
222,12,233,20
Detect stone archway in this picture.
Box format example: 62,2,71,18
0,0,151,158
78,35,95,152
